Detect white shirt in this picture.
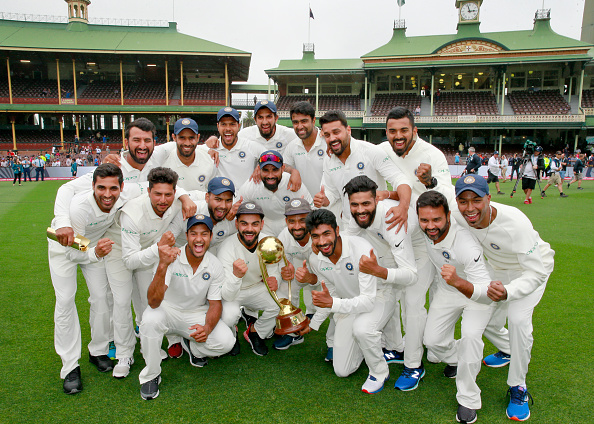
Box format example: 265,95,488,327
283,129,326,196
277,228,313,294
454,202,554,302
162,249,224,310
379,136,454,205
194,200,237,255
344,200,417,288
217,232,282,302
213,137,264,188
522,155,538,179
152,142,215,192
119,194,184,271
308,235,378,331
423,219,491,303
76,158,83,166
239,124,298,155
66,158,72,167
322,138,411,216
237,173,313,236
488,156,502,177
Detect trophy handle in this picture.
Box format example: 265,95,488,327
281,255,293,306
258,256,283,309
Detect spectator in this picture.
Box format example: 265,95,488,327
567,153,585,190
500,154,508,182
22,156,32,182
414,105,421,116
12,157,23,186
33,155,45,181
454,152,460,164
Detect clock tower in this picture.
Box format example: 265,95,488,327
456,0,482,28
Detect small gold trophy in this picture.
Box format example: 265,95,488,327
46,227,91,251
256,236,310,335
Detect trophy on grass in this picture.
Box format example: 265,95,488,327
46,227,90,251
256,236,310,335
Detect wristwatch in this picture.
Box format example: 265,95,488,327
426,177,438,189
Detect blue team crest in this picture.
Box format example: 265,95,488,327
198,175,206,182
202,272,211,280
317,149,324,156
490,243,501,250
464,176,476,184
283,196,290,202
238,151,246,158
357,162,365,170
377,232,384,240
276,142,282,149
345,262,354,271
217,230,225,237
442,251,450,260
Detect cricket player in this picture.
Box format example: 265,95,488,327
487,151,505,195
417,190,494,424
139,215,235,400
454,175,554,421
298,209,388,395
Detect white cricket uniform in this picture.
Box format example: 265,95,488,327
308,235,389,381
422,220,494,410
488,156,502,177
283,129,326,196
49,190,127,378
138,249,235,384
454,202,554,388
322,138,411,220
239,123,298,155
157,142,216,192
217,233,282,339
237,173,313,236
213,137,264,188
277,228,319,315
193,200,237,256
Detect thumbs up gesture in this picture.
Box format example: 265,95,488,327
311,281,333,308
226,196,243,221
313,185,330,208
359,249,386,279
295,260,318,285
281,261,295,281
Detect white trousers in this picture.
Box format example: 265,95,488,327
333,287,394,380
233,284,280,339
382,289,405,352
483,280,547,388
138,302,235,384
424,288,494,409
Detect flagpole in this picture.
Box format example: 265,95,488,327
308,3,311,44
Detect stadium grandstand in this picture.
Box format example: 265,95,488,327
266,0,594,156
0,0,261,154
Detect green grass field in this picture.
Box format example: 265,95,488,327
1,179,592,423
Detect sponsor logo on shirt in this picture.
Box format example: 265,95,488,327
321,266,333,271
377,232,384,240
174,272,188,278
329,165,342,172
526,241,538,256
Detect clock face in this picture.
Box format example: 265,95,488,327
461,2,479,20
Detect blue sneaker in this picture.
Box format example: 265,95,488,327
108,341,116,360
134,325,140,338
394,363,425,391
483,350,511,368
506,386,533,421
273,334,304,350
382,348,404,364
361,374,389,394
325,347,333,362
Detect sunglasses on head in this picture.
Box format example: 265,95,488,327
259,154,282,164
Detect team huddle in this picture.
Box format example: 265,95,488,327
47,102,553,423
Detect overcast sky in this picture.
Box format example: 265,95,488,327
0,0,587,84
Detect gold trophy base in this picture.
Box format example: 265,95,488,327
274,298,310,335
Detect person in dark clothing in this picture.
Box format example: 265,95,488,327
465,147,482,174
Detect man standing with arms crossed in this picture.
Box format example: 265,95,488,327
454,175,554,421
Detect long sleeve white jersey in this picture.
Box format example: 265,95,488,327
155,142,216,192
239,123,298,155
119,194,185,271
217,233,282,302
423,219,492,304
308,235,378,331
161,249,224,310
343,199,417,288
379,137,454,205
321,138,411,217
237,173,313,236
488,156,502,177
212,137,264,188
454,202,554,302
282,129,326,196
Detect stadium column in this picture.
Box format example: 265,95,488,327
316,76,319,113
10,117,16,151
165,61,169,106
75,115,80,140
267,78,271,101
120,115,126,149
430,73,435,116
6,58,13,104
58,115,64,149
568,77,573,104
225,61,229,107
499,134,503,154
180,61,184,106
578,66,585,110
500,71,506,115
72,59,78,105
119,61,124,106
166,116,170,142
56,59,62,105
364,75,368,116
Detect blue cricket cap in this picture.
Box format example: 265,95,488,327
174,118,199,135
217,107,240,122
187,214,214,232
207,177,235,195
259,150,283,169
455,175,490,197
254,100,277,115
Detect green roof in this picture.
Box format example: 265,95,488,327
0,19,250,56
266,52,364,75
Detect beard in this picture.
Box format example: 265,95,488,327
352,208,377,229
262,177,281,191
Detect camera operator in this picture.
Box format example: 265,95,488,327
520,146,542,205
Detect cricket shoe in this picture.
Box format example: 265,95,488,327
456,404,477,423
181,338,208,367
394,363,425,391
273,334,304,350
382,348,404,364
483,351,511,367
63,366,82,394
140,375,161,400
361,374,389,394
243,325,268,356
506,386,533,421
113,357,134,379
325,347,333,362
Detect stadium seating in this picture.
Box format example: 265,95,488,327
183,83,225,105
276,95,361,111
371,93,421,116
582,89,594,108
434,91,498,116
508,89,570,115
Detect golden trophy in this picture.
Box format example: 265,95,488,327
256,236,310,335
46,227,91,251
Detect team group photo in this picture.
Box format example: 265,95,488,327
1,0,593,423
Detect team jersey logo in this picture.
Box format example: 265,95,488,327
442,251,450,260
217,230,225,237
283,196,290,202
202,272,211,280
490,243,501,250
222,178,231,186
198,175,205,182
464,176,476,184
357,162,365,170
317,149,324,156
276,142,282,149
238,151,246,158
345,262,354,271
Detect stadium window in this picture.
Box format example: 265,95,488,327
527,71,542,89
543,69,559,88
321,85,336,94
510,71,526,89
404,76,416,91
337,85,351,94
376,76,389,92
391,75,404,91
304,86,315,94
288,85,302,94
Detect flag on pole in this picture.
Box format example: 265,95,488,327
397,0,405,6
309,7,315,19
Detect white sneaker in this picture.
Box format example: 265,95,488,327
113,357,134,379
361,374,389,394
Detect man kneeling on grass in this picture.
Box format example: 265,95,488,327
139,215,235,400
